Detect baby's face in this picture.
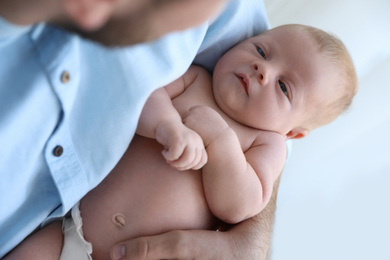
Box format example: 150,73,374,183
212,25,338,137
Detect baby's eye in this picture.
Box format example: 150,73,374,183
279,81,289,97
257,46,266,59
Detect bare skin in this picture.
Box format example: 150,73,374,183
80,135,218,260
79,62,288,259
135,25,338,227
3,222,63,260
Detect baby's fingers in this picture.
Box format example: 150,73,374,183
191,148,208,170
167,147,206,171
166,146,197,170
162,142,186,162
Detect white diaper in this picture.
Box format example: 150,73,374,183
60,202,93,260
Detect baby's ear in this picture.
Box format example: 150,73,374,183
285,127,308,140
63,0,116,31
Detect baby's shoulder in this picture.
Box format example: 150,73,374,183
181,65,213,98
184,65,212,85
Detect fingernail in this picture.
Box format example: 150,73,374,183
112,245,125,259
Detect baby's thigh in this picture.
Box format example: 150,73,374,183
4,222,63,260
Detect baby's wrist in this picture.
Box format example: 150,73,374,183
205,126,234,148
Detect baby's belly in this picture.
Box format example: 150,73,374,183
80,135,216,260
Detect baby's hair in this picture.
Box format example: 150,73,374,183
281,24,358,130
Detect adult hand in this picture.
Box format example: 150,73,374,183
110,228,259,260
110,176,281,260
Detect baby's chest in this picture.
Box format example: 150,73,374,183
172,84,216,115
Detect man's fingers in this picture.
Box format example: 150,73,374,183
110,231,193,260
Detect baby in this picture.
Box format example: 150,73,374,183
5,24,357,260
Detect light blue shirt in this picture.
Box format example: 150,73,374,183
0,0,269,256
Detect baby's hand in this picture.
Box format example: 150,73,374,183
155,120,208,171
183,105,229,147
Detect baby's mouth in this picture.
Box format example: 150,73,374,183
236,73,249,95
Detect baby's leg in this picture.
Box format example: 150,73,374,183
3,222,63,260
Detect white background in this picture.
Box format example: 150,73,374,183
264,0,390,259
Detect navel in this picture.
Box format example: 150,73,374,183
112,213,127,228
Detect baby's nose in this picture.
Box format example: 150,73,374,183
252,63,266,84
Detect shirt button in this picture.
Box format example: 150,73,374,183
53,145,64,157
61,71,70,84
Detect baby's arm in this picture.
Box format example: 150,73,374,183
3,222,63,260
136,67,207,170
184,107,286,224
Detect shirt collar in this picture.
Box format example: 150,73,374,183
0,15,32,38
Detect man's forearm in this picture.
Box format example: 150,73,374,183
227,174,281,260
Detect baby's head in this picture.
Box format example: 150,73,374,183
293,24,358,131
212,24,358,139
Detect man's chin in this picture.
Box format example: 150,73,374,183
48,14,152,47
47,21,105,45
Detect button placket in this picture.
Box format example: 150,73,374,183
53,145,64,157
54,70,71,157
